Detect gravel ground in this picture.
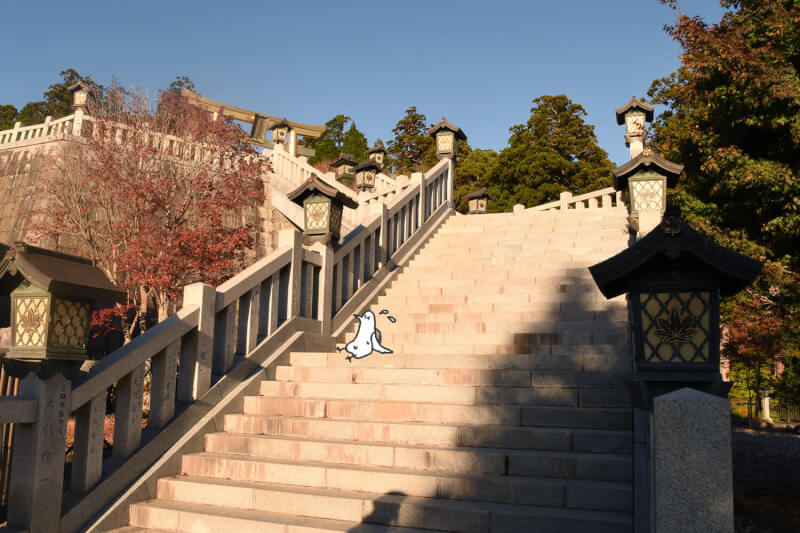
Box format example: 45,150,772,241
732,427,800,533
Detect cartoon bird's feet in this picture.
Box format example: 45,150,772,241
345,355,353,362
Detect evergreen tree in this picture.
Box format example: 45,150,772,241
307,114,351,164
489,94,613,212
341,122,368,161
388,106,432,175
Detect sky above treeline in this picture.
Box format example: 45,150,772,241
4,1,727,166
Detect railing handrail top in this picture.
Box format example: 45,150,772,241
215,246,293,310
333,213,382,260
568,186,617,203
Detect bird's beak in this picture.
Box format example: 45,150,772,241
353,314,360,319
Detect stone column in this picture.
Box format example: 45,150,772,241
761,395,773,423
652,387,734,533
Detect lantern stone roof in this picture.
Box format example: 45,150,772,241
0,242,125,325
287,175,359,209
588,214,762,300
463,187,493,201
331,153,359,168
615,97,654,125
354,159,381,172
366,145,386,155
612,149,684,191
270,118,290,130
426,118,468,141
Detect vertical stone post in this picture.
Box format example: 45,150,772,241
652,388,734,533
379,204,389,268
279,228,303,319
7,370,71,531
446,159,455,208
559,191,571,211
413,172,425,227
177,283,216,401
312,241,335,335
761,395,773,423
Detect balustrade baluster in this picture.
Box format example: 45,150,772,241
176,283,215,401
268,275,280,335
213,303,237,375
113,363,145,459
71,393,105,493
149,341,179,428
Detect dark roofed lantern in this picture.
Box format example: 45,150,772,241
288,174,358,244
612,148,683,237
589,212,762,402
250,114,269,144
366,144,387,168
427,118,467,161
463,187,493,214
270,118,290,144
330,153,358,187
354,159,380,192
0,242,125,362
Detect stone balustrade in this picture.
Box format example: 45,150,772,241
514,186,624,213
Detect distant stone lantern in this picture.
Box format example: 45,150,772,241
613,149,683,237
616,97,654,160
354,159,380,192
330,153,359,187
249,114,269,144
366,144,387,168
427,118,467,161
589,213,762,393
68,81,90,111
270,118,290,144
287,174,358,244
463,187,492,214
0,242,125,363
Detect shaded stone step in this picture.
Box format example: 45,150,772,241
178,453,632,511
223,415,633,454
275,366,533,387
141,477,632,533
203,433,632,481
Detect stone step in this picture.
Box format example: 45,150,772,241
241,397,632,429
289,349,629,371
222,414,633,453
275,366,533,387
258,381,629,407
138,477,632,532
203,433,632,481
357,307,628,324
178,453,632,511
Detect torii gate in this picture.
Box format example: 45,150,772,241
182,89,325,158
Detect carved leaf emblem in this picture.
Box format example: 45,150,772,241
656,309,697,344
20,308,43,334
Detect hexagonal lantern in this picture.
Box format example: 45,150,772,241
615,97,654,159
287,175,358,243
427,118,467,161
589,212,762,397
270,118,290,144
0,242,125,362
366,143,387,168
463,187,493,214
330,153,359,187
612,149,683,237
354,159,381,192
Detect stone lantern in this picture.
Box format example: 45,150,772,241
366,144,387,168
68,81,90,111
270,118,290,144
612,148,683,237
589,212,761,393
463,187,492,214
0,242,125,362
427,118,467,161
354,159,381,192
330,153,359,187
616,97,654,160
287,174,358,244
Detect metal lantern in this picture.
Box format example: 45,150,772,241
612,149,683,237
354,160,380,192
68,81,89,111
270,118,290,143
615,97,654,153
589,213,762,386
0,242,125,362
287,175,358,243
331,153,358,187
250,114,269,144
463,187,493,214
366,144,386,168
427,118,467,161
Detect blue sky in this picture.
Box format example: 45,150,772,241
4,1,727,166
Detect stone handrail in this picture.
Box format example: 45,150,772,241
0,113,80,146
518,186,624,213
0,150,455,532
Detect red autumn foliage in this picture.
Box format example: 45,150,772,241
32,84,266,341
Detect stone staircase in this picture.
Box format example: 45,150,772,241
118,208,634,532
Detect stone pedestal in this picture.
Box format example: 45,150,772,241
653,387,733,533
761,395,773,423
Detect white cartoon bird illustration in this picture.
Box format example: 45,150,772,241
342,310,393,362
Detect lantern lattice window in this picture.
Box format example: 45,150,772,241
640,291,711,364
